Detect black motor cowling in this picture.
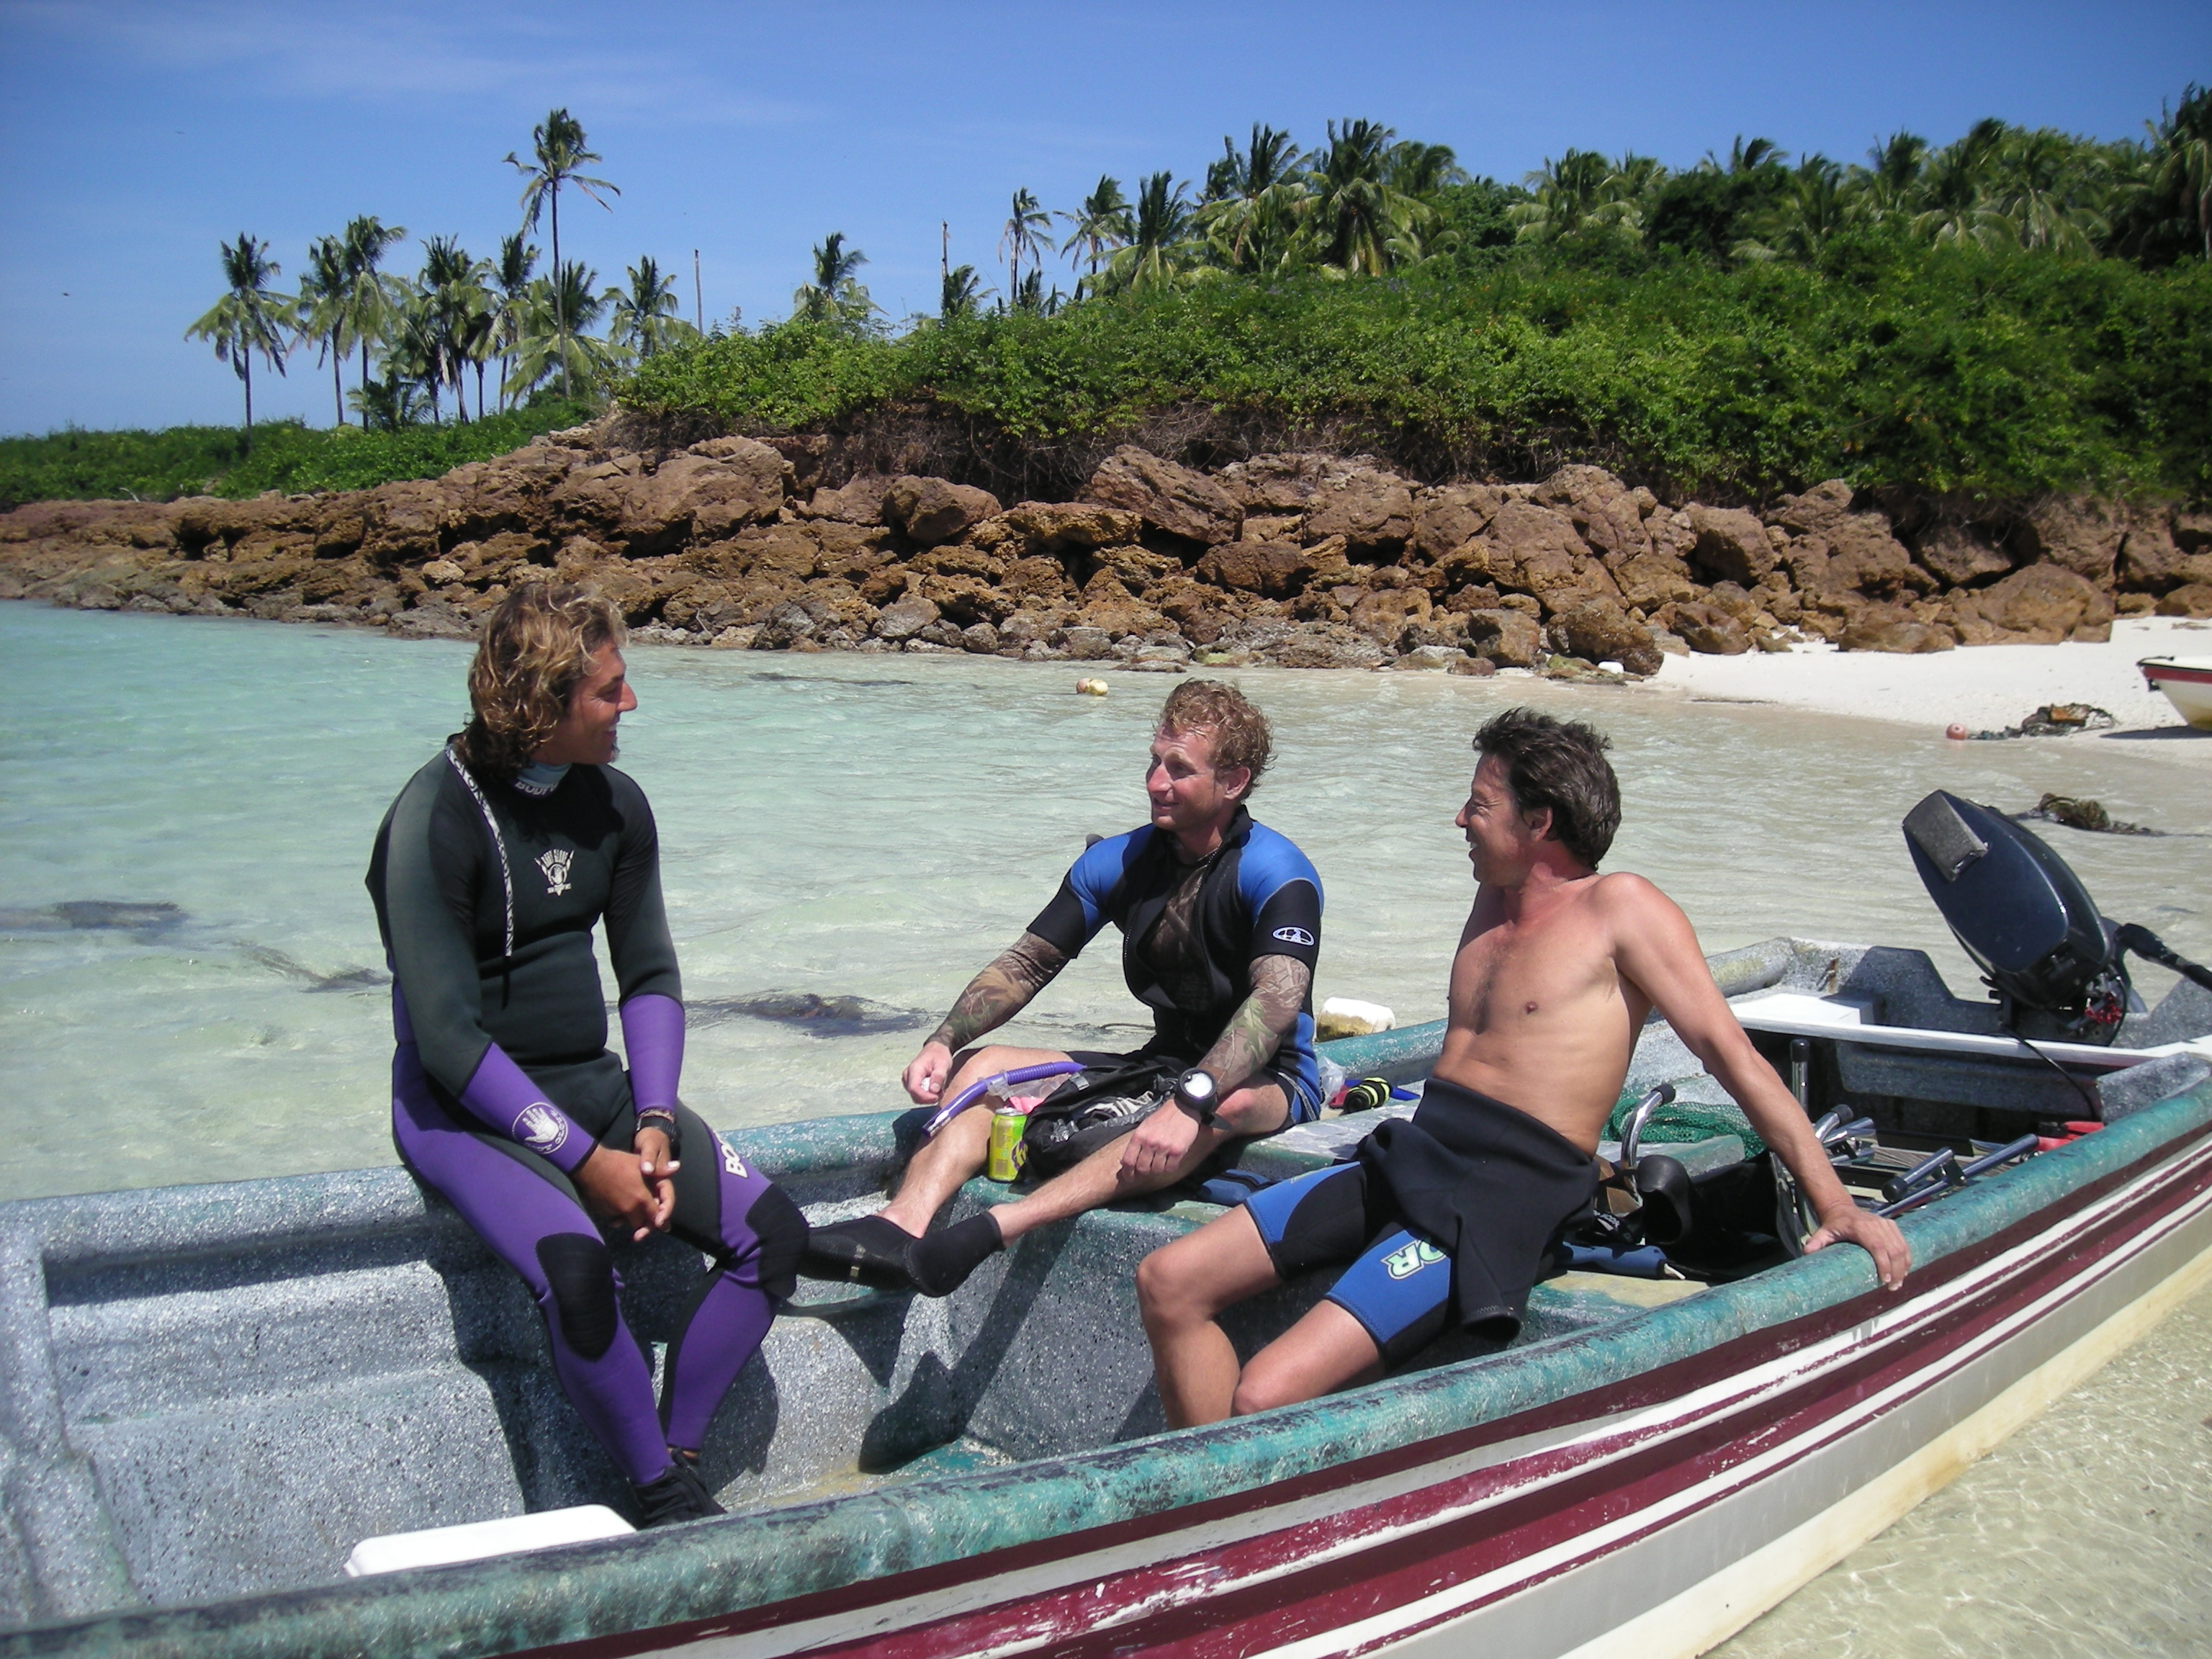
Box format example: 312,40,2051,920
1902,791,2126,1040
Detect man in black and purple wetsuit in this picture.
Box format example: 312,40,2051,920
367,583,806,1528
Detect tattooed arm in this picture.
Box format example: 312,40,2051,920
902,932,1071,1104
1195,955,1311,1097
1119,954,1312,1180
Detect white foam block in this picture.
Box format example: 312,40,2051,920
344,1505,634,1577
1320,997,1396,1033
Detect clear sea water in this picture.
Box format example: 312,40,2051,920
3,602,2208,1647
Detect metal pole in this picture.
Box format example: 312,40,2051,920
693,249,703,332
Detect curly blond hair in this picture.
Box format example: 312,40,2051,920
454,583,625,778
1159,679,1272,797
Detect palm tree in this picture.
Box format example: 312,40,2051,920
1912,118,2011,248
2147,84,2212,258
506,107,619,397
1995,127,2107,253
1509,150,1642,245
999,188,1053,297
1304,119,1434,273
489,234,538,410
1195,125,1303,274
1385,139,1468,199
606,255,697,358
296,234,354,425
415,236,490,420
339,216,408,405
1855,132,1930,221
1059,175,1134,284
791,233,878,331
939,262,986,320
185,233,292,440
1102,171,1195,291
1739,155,1850,261
511,259,615,398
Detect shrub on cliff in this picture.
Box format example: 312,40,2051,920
624,234,2212,505
0,401,598,509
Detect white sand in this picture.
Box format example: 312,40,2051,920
1641,616,2212,763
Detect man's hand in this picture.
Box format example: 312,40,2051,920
635,1126,679,1236
576,1139,677,1244
1120,1101,1202,1183
904,1040,955,1105
1804,1204,1911,1292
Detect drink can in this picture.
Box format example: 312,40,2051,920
987,1101,1028,1182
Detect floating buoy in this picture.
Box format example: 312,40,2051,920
1075,678,1109,696
1945,723,1969,741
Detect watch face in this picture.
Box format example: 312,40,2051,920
1180,1070,1215,1103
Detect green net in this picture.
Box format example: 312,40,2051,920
1604,1088,1767,1158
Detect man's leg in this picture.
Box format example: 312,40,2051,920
878,1045,1073,1235
907,1080,1289,1296
1136,1205,1287,1426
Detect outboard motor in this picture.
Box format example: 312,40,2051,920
1902,791,2128,1042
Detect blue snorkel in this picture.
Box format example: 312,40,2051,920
922,1061,1088,1137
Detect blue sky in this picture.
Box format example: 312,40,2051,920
1,0,2206,435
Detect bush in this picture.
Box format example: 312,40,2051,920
621,238,2212,504
0,401,598,510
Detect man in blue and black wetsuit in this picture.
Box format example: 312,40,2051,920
367,583,806,1527
804,680,1325,1298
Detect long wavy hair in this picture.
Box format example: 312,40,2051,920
454,583,625,779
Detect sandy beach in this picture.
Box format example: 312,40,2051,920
1644,616,2212,767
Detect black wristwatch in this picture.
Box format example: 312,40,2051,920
1173,1069,1219,1125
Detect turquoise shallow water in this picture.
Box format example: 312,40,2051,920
2,602,2208,1653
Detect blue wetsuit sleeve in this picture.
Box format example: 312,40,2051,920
1241,828,1323,974
375,763,594,1173
1025,829,1143,958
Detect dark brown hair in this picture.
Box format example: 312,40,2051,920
1474,706,1620,867
1160,679,1272,796
454,583,624,778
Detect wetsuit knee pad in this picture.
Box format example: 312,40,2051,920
743,1184,809,1303
535,1233,620,1361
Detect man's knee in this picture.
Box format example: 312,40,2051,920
1218,1082,1291,1138
534,1233,619,1360
739,1183,809,1300
1136,1238,1226,1326
1231,1369,1309,1418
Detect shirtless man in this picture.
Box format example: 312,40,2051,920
1137,707,1909,1425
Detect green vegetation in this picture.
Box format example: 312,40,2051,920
0,402,595,509
628,89,2212,504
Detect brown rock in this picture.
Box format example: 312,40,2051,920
1685,505,1776,587
1000,554,1074,606
1194,541,1315,598
802,473,896,525
912,544,1009,582
1838,609,1955,652
1534,466,1649,562
1087,545,1184,590
1074,591,1168,639
1150,575,1231,644
920,572,1018,626
2117,512,2212,593
1554,598,1663,675
1265,624,1385,669
1349,585,1431,644
999,501,1143,550
2010,495,2126,583
884,476,1002,548
1304,470,1413,554
1916,522,2013,588
737,526,822,581
1482,500,1621,615
1408,484,1506,563
1671,602,1750,655
359,481,447,566
1771,480,1856,538
2174,511,2212,554
1462,608,1545,669
1082,446,1242,546
1962,563,2111,642
1822,513,1922,598
873,595,941,640
2156,583,2212,619
1215,452,1362,513
1609,551,1699,611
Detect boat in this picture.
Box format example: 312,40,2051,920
2,801,2210,1659
2136,655,2212,729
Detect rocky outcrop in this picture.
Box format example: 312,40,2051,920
1,421,2195,674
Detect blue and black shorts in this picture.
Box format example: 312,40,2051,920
1243,1160,1456,1366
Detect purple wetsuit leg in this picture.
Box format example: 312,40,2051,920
659,1118,805,1454
391,1044,672,1488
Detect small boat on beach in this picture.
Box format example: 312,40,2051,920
2,806,2210,1659
2137,655,2212,729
